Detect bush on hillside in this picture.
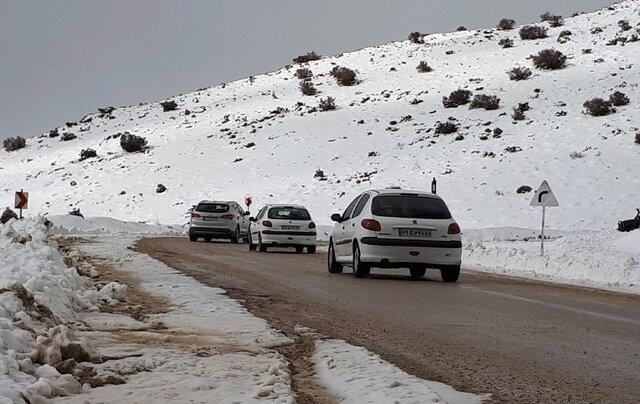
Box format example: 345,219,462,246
442,89,472,108
519,25,548,40
3,136,26,152
69,208,84,218
456,26,467,31
299,80,317,96
60,133,77,141
540,12,563,27
507,66,532,80
609,91,630,106
469,94,500,110
583,98,614,116
318,97,336,111
635,133,640,144
618,19,631,31
434,121,458,134
416,61,433,72
499,38,514,48
512,108,526,120
296,68,313,80
79,148,97,161
497,18,516,30
160,100,178,112
408,32,424,44
293,51,321,64
531,49,567,70
330,66,358,86
120,133,148,152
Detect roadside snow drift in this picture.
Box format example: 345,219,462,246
2,1,640,231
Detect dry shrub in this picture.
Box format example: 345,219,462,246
442,89,471,108
519,25,548,40
416,61,433,72
499,38,514,48
470,94,500,110
293,51,321,64
3,136,26,152
299,80,317,96
408,32,424,44
609,91,629,106
330,66,357,86
318,97,336,111
531,49,567,70
160,100,178,112
296,68,313,80
507,66,532,80
120,133,148,152
497,18,516,30
434,121,458,134
583,98,614,116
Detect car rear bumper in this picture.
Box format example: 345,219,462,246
188,226,234,238
260,230,316,246
358,237,461,267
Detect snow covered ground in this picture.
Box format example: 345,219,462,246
463,227,640,293
2,1,639,232
1,217,486,403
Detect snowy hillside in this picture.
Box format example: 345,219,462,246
2,1,639,229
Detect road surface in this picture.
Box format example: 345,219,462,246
136,237,640,403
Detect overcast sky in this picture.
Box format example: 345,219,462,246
0,0,615,141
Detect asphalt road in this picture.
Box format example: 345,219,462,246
136,237,640,403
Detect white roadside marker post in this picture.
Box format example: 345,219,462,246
530,180,559,257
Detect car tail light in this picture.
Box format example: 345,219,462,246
448,223,461,234
361,219,381,232
262,220,273,227
221,214,235,220
191,213,201,219
308,222,316,229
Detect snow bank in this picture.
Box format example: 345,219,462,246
314,339,487,403
463,228,640,293
48,215,184,236
0,217,113,402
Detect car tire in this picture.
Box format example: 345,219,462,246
327,241,343,274
230,226,240,244
295,246,304,253
307,245,316,254
204,237,211,242
409,266,426,279
441,266,460,283
352,243,370,278
248,229,256,251
189,235,197,242
257,234,268,252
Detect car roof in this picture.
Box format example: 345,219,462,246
197,200,236,205
265,203,308,209
367,188,442,199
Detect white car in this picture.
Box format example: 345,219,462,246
248,204,317,253
327,189,462,282
188,200,250,243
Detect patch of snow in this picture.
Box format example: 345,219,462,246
47,215,184,236
314,339,488,403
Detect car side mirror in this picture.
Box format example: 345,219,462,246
330,213,343,223
249,217,257,222
243,211,250,216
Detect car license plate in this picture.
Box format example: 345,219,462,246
282,225,300,230
203,217,217,221
398,228,431,238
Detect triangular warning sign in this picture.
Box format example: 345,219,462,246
530,180,559,207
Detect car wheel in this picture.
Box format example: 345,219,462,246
352,243,370,278
441,266,460,283
409,266,426,279
204,237,211,242
248,228,256,251
327,241,343,274
189,235,197,242
230,226,240,244
307,245,316,254
295,246,304,253
257,234,268,252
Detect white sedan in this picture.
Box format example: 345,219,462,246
248,204,317,253
327,189,462,281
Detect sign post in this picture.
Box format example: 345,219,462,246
14,190,29,219
530,181,559,256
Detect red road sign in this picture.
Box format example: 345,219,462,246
15,191,28,209
245,196,252,207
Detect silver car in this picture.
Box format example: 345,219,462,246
188,200,250,243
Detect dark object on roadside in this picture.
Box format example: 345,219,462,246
1,208,19,224
120,133,148,152
79,148,97,161
69,208,84,218
3,136,26,152
617,209,640,232
160,100,178,112
156,184,167,193
516,185,532,194
293,51,321,64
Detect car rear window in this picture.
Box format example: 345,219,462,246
196,203,229,213
371,195,452,219
268,207,311,220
